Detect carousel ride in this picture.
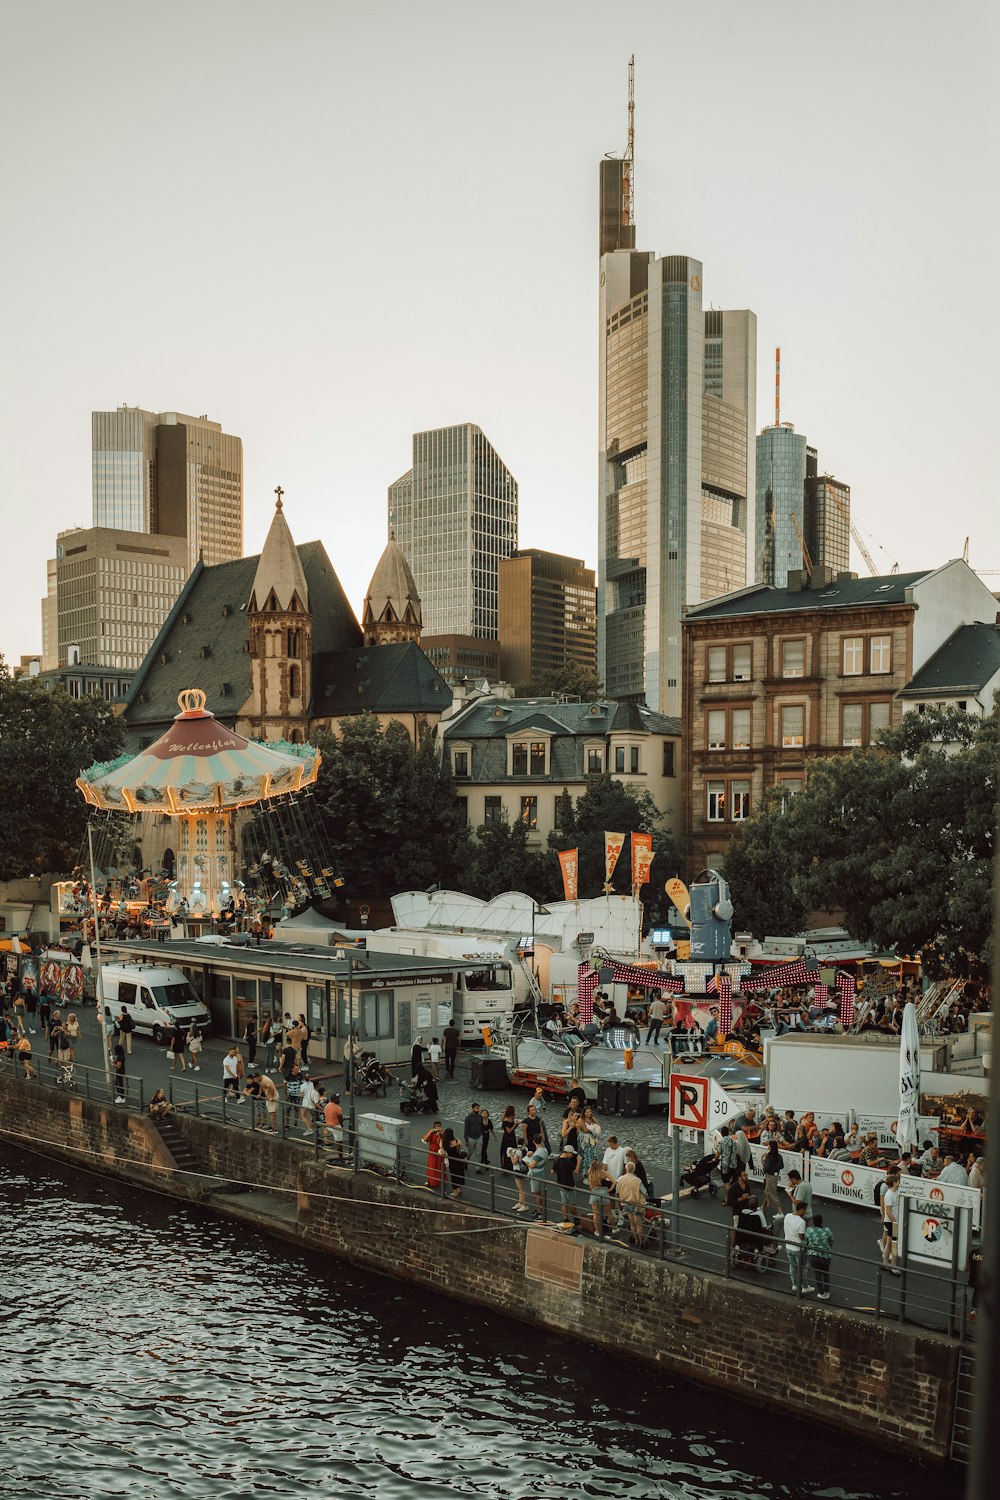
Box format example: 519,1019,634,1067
75,689,340,936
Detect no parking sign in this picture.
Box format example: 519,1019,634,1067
669,1072,709,1132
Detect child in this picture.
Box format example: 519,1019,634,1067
427,1037,442,1079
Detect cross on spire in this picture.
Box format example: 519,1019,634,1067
274,484,284,510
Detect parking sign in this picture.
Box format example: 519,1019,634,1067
669,1072,709,1132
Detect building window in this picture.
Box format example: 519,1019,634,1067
706,780,726,821
781,639,805,678
707,646,727,683
288,664,301,698
869,701,891,739
512,743,528,776
530,742,546,776
842,637,864,675
732,644,752,682
781,705,805,748
484,796,502,825
707,707,751,751
615,745,626,772
453,750,469,778
731,709,751,750
587,748,603,774
842,703,863,747
663,741,675,777
456,797,467,826
776,776,803,806
287,629,300,658
731,780,751,820
553,793,572,830
707,710,726,750
362,992,394,1039
870,635,891,674
630,745,640,774
520,795,538,829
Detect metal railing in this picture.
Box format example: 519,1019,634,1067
1,1049,145,1111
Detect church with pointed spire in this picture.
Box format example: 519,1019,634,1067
122,492,451,751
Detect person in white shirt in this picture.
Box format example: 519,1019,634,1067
427,1038,443,1079
784,1205,808,1291
299,1073,320,1134
602,1137,627,1179
937,1155,970,1186
880,1172,900,1271
644,995,667,1045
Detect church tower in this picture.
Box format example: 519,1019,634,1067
245,487,311,740
362,533,423,647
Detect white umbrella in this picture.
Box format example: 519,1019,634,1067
896,1000,921,1152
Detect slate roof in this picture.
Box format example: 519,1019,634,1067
684,570,932,621
443,696,679,784
312,640,451,718
899,622,1000,697
124,541,361,734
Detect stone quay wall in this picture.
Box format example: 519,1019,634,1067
0,1078,959,1463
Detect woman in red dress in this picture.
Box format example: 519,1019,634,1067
422,1121,445,1189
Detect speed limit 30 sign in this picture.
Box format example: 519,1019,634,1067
669,1072,710,1132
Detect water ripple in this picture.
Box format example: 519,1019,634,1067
0,1146,955,1500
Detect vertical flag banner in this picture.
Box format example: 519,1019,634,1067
630,832,654,890
665,876,692,928
896,1002,921,1152
603,832,626,892
836,970,855,1029
577,963,598,1024
557,848,579,902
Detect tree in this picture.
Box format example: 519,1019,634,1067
547,774,685,926
517,662,603,700
724,705,999,977
311,716,471,899
462,812,550,902
0,661,125,879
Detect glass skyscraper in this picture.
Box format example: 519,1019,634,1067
598,215,755,715
388,424,517,639
91,407,243,569
755,425,808,585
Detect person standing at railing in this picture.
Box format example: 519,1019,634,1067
463,1103,483,1166
299,1071,319,1136
257,1072,279,1134
422,1121,445,1190
111,1042,126,1105
441,1128,467,1199
761,1140,783,1217
222,1047,243,1103
323,1092,345,1163
805,1215,834,1300
478,1108,495,1166
615,1163,647,1247
879,1171,901,1273
784,1203,807,1291
15,1032,36,1080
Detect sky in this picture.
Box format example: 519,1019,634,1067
1,0,998,666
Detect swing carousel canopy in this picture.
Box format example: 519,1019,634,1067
77,690,321,815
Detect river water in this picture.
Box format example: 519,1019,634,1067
0,1146,959,1500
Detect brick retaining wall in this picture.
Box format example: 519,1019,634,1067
0,1079,959,1461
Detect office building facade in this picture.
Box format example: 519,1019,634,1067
755,427,851,586
53,527,190,671
92,407,243,569
598,225,755,716
498,549,597,689
388,423,517,639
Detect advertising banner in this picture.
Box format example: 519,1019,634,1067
630,832,654,890
899,1172,982,1232
855,1113,940,1151
808,1157,886,1211
603,832,625,892
557,848,579,902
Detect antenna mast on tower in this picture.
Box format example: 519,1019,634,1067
624,54,635,229
775,346,781,427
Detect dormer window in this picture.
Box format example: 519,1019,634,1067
511,740,547,776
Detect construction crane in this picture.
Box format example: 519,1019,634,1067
790,513,813,576
828,488,886,576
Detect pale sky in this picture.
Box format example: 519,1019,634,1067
1,0,998,666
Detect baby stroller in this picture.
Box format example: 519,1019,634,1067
733,1210,781,1273
398,1077,437,1115
680,1154,718,1198
352,1051,392,1098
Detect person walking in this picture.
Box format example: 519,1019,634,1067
22,981,39,1035
880,1171,901,1272
260,1014,277,1072
15,1033,36,1079
168,1022,187,1072
222,1047,243,1102
427,1037,442,1080
805,1214,834,1300
63,1012,82,1063
48,1011,63,1061
186,1022,203,1071
442,1018,461,1078
463,1103,484,1168
478,1108,496,1167
118,1006,135,1055
644,993,667,1046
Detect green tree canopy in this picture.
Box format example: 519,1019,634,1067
725,705,999,978
547,773,685,926
310,715,471,899
462,811,550,903
516,662,603,700
0,661,125,879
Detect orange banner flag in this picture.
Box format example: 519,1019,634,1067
631,831,654,890
557,848,579,902
604,831,625,892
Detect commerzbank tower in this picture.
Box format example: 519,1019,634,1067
597,66,756,716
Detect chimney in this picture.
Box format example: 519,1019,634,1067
786,570,805,593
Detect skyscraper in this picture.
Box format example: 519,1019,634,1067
597,129,755,715
498,549,597,689
755,428,851,587
52,525,190,671
388,423,518,639
92,407,243,569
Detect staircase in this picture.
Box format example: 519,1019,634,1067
519,955,546,1012
151,1114,204,1180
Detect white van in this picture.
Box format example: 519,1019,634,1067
99,963,211,1043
